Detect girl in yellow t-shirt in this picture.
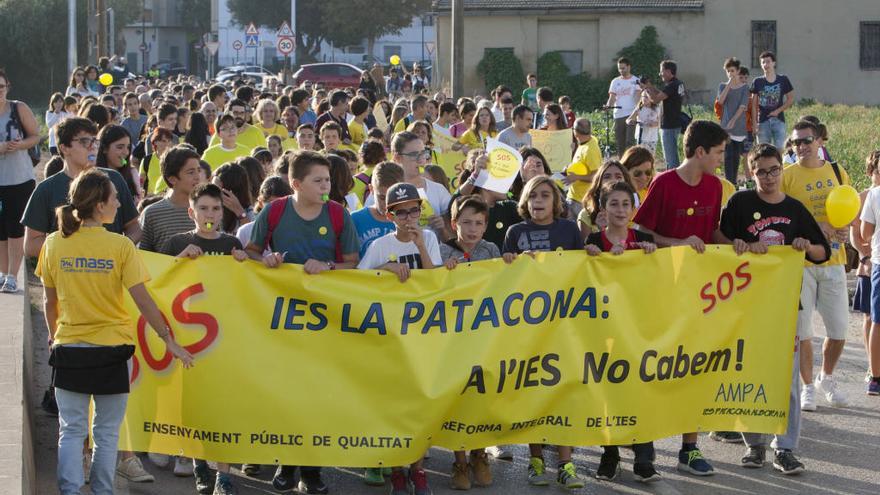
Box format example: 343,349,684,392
36,169,193,494
253,99,288,138
457,107,497,151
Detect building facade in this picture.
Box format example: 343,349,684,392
121,0,190,73
434,0,880,105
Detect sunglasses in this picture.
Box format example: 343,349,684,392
792,136,815,147
389,206,422,219
755,166,782,178
631,169,654,178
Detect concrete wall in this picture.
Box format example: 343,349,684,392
436,0,880,105
0,263,35,494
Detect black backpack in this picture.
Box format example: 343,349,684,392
7,101,41,166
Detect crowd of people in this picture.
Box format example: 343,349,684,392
0,46,877,495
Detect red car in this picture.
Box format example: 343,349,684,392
292,63,363,89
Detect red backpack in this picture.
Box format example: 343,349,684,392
263,197,345,263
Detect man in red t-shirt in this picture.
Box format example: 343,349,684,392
632,119,729,476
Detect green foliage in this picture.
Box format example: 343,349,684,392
476,49,526,98
536,52,607,112
609,26,668,81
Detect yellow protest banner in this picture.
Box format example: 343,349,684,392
120,247,803,467
432,129,467,180
372,103,387,127
529,129,574,172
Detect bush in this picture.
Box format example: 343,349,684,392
536,52,607,113
476,49,526,99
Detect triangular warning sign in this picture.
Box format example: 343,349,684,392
245,22,259,35
277,21,294,38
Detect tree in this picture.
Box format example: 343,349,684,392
319,0,431,64
610,26,668,81
227,0,325,61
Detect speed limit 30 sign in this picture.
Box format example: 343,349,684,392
277,37,295,55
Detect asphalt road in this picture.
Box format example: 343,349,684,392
29,269,880,495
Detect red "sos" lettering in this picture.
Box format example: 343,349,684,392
700,262,752,314
130,283,219,383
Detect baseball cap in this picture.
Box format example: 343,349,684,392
385,183,422,209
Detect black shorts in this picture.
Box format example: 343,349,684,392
0,180,35,240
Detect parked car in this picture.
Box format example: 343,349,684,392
292,63,363,89
155,61,187,78
217,65,273,77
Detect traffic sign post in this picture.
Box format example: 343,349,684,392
277,37,294,56
232,39,243,63
246,22,260,65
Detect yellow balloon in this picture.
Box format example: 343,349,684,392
390,55,400,66
99,73,114,86
825,184,860,228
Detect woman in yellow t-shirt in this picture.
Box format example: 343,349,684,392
37,169,193,494
253,99,288,138
457,107,497,151
620,145,656,205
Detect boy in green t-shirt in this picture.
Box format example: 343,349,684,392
521,73,538,111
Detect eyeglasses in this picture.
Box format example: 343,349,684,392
74,137,99,148
399,149,431,161
631,169,654,178
218,126,236,133
389,206,422,219
792,136,815,147
755,166,782,178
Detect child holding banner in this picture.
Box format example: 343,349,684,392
584,181,661,483
717,143,830,474
502,175,585,489
38,169,193,495
577,160,638,239
161,183,248,494
633,120,729,476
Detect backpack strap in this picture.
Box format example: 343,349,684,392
829,160,843,186
263,196,290,250
327,200,345,263
355,172,372,202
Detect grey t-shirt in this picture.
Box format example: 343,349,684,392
0,102,37,186
249,198,360,264
497,127,532,151
439,239,501,262
21,167,138,234
718,83,750,138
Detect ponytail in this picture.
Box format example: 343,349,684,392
56,169,113,237
56,204,82,237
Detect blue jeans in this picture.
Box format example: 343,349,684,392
660,127,680,169
56,387,128,495
741,344,801,451
757,117,787,151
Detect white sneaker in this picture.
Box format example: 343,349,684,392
174,456,194,477
801,383,817,411
116,456,155,482
147,452,171,468
0,275,18,293
486,445,514,460
817,373,848,407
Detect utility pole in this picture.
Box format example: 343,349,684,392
290,0,297,67
451,0,463,98
68,0,77,74
141,0,147,73
97,0,106,58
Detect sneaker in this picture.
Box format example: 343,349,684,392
485,445,513,460
470,451,492,487
298,470,329,494
389,469,408,495
213,473,238,495
450,462,471,490
595,451,621,481
677,448,714,476
272,465,297,492
527,457,550,486
633,463,662,482
867,379,880,396
740,446,765,468
556,462,585,489
0,275,17,293
866,371,873,383
409,468,432,495
817,373,848,407
773,450,805,475
174,456,194,477
83,453,91,484
801,383,817,412
194,461,214,494
148,453,171,468
364,467,385,486
709,431,743,443
116,455,155,482
242,464,261,476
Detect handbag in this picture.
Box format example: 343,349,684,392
49,344,135,395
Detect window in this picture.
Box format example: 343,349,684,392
556,50,583,75
751,21,777,67
861,22,880,70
